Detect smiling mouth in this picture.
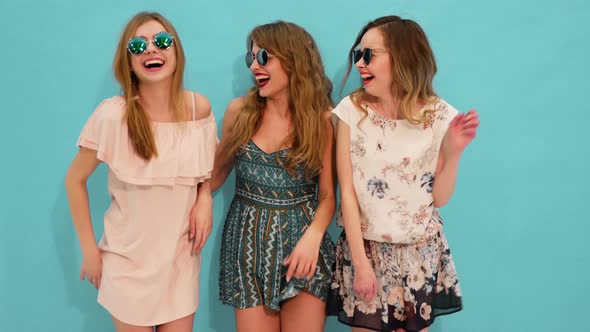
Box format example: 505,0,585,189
144,59,165,69
361,74,375,84
256,75,270,87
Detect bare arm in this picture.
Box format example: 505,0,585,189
306,112,337,239
335,119,368,268
65,148,101,256
210,97,244,192
432,152,460,208
65,147,103,288
189,179,213,254
192,91,214,204
335,118,378,300
283,112,337,281
432,109,479,208
192,91,214,208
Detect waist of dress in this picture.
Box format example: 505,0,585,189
234,183,317,208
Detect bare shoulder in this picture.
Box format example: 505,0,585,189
227,96,246,116
189,91,212,120
223,96,246,127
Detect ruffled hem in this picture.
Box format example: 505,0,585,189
221,280,329,311
329,308,462,332
327,230,462,332
276,280,328,308
76,96,217,186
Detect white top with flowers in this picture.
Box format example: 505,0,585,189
333,95,458,244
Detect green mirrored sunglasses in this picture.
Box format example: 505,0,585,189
127,31,174,55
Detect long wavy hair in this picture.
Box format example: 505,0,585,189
113,11,186,160
219,21,333,177
343,16,438,125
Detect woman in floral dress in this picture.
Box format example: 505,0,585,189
327,16,480,332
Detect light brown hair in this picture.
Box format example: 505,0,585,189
113,11,186,160
344,15,438,125
219,21,333,177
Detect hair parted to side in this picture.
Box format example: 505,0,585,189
218,20,333,178
343,15,439,125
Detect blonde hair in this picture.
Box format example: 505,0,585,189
113,11,186,160
343,16,438,125
219,21,333,177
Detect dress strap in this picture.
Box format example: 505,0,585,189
191,93,196,121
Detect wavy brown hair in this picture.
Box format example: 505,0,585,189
343,16,438,125
219,21,333,177
113,11,186,160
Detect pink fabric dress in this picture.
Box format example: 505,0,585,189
76,95,217,326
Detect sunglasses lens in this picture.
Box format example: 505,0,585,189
154,32,174,49
352,50,362,63
128,37,147,54
245,52,254,67
257,49,268,66
363,48,372,65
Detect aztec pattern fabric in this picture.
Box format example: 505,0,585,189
220,140,335,310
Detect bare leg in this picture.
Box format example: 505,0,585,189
235,306,280,332
156,313,195,332
280,291,326,332
112,316,153,332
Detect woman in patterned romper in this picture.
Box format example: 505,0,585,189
327,16,480,332
211,21,336,332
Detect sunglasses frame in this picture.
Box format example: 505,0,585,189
127,31,175,55
245,48,269,68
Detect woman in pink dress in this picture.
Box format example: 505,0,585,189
64,12,217,331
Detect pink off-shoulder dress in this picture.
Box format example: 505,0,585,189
76,94,217,326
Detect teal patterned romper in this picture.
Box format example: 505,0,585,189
220,140,335,310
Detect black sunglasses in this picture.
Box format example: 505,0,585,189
351,48,374,65
245,48,269,67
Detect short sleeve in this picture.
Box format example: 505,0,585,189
76,96,125,163
331,95,363,128
430,99,459,147
434,100,459,134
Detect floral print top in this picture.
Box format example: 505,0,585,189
333,95,458,244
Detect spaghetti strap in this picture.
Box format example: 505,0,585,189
191,93,196,121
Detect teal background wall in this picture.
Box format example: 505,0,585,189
1,0,588,331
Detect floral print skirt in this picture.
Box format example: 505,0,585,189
327,215,462,332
